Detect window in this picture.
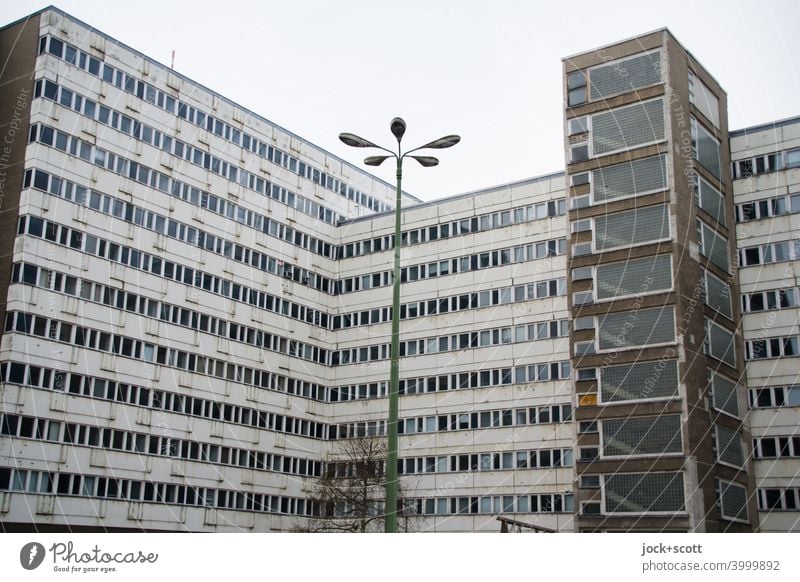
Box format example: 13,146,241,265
593,154,667,203
591,99,665,156
715,424,743,467
695,176,725,226
602,415,682,457
704,269,731,319
705,320,736,367
691,117,721,179
710,372,739,417
567,70,587,106
697,220,729,272
589,50,661,100
600,360,679,403
718,480,748,523
596,254,671,300
688,71,720,128
604,472,685,514
598,306,674,351
594,204,670,251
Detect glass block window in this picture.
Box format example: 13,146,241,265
593,154,667,203
596,254,672,300
704,270,732,319
604,472,685,513
589,50,662,100
600,360,679,402
594,204,670,251
706,319,736,367
719,480,748,523
689,71,720,128
602,415,682,457
715,424,743,467
592,99,665,155
696,176,726,226
697,220,730,272
692,117,721,179
598,306,675,350
710,371,739,417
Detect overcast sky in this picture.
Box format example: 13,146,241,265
4,0,800,201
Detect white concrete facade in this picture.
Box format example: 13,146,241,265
731,116,800,532
0,8,572,532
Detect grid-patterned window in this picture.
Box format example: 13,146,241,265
598,306,675,351
692,117,721,179
715,424,744,467
589,51,662,100
697,220,730,272
706,320,736,367
600,360,679,402
710,371,739,417
593,154,667,203
719,480,748,522
704,270,732,319
592,99,665,156
602,415,682,457
689,71,720,128
604,472,685,513
594,204,670,251
596,254,672,300
696,176,726,226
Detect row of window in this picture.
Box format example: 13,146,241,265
735,193,800,223
27,130,336,293
29,161,334,269
334,278,567,330
748,386,800,409
741,286,798,313
3,315,329,438
17,215,330,328
41,36,386,216
744,335,800,360
331,320,568,366
737,239,800,267
340,237,566,294
331,361,571,403
398,448,573,474
0,467,315,516
0,413,322,477
12,262,329,367
399,402,572,436
732,148,800,180
339,199,566,259
757,488,800,512
408,493,573,516
752,436,800,460
1,360,328,438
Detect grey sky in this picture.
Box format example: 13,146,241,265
4,0,799,201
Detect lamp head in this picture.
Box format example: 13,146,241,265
390,117,407,140
339,133,379,148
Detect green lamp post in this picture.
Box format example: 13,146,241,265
339,118,460,533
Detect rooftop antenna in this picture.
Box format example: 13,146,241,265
170,50,175,69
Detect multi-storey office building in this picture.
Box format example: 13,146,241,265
731,116,800,533
0,7,796,533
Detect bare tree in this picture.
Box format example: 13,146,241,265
295,435,417,532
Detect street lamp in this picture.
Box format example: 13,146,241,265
339,118,460,533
